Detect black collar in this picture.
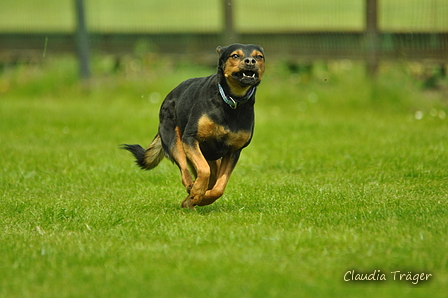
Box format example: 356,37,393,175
218,83,256,109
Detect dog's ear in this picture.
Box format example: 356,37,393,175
216,46,226,55
216,46,228,68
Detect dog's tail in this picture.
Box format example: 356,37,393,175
121,134,165,170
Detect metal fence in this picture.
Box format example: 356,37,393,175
1,0,447,77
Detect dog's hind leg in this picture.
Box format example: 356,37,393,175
170,127,194,191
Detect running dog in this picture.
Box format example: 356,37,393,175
122,44,265,208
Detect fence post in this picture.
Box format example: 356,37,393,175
74,0,91,81
222,0,238,44
365,0,379,76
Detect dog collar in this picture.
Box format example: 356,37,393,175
218,83,256,109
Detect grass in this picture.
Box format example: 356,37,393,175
0,0,447,33
0,56,448,297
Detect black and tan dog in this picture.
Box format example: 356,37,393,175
122,44,265,208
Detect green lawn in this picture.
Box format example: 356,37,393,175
0,56,447,297
0,0,447,32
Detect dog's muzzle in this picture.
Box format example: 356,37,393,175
232,70,259,86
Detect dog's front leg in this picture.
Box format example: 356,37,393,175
181,140,210,208
197,150,241,206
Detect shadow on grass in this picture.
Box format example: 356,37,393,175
179,199,262,215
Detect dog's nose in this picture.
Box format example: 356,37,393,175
244,58,256,66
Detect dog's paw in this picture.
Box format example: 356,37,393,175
181,195,196,209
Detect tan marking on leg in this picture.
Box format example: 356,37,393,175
182,141,210,207
170,126,193,190
207,159,220,190
197,152,240,206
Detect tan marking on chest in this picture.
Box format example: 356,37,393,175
197,115,251,150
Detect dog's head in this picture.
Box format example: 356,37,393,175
216,44,265,96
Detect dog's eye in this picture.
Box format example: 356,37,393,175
231,54,240,59
255,55,264,60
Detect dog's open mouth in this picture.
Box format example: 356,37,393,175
242,71,257,79
232,70,259,86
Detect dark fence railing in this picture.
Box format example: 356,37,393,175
1,32,447,62
0,0,447,80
